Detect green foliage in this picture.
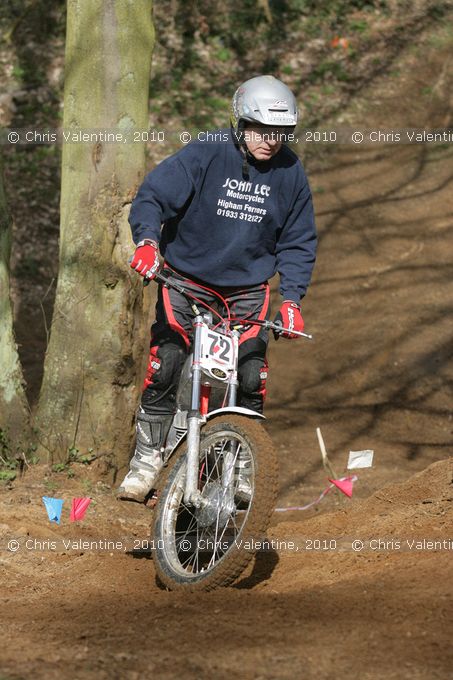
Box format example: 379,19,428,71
427,3,447,19
0,430,39,476
349,19,368,32
12,64,25,80
284,0,388,22
303,16,324,37
216,47,231,62
44,479,58,493
427,23,453,48
68,446,79,461
0,470,16,482
310,60,351,83
78,454,95,465
150,0,448,133
205,96,228,110
81,478,93,495
48,446,96,477
0,428,10,457
0,430,26,483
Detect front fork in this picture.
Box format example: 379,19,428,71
183,321,240,509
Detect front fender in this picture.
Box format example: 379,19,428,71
164,407,264,461
206,406,265,420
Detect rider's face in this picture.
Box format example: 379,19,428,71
244,125,284,161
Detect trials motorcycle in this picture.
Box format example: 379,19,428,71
144,271,311,591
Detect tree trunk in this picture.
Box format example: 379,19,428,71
34,0,155,465
0,160,31,448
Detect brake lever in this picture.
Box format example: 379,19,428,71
261,319,313,340
142,269,191,301
127,254,168,288
143,271,165,287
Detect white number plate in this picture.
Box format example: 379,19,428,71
199,325,235,379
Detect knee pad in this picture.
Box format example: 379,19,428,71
143,341,186,391
238,358,266,396
142,341,187,414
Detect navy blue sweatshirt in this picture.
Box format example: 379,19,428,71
129,129,317,302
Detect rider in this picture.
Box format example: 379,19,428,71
117,75,317,501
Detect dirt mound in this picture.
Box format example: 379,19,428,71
1,458,453,680
272,456,453,541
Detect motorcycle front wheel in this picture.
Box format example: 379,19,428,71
152,415,278,591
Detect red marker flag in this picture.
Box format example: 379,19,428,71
328,476,356,498
70,497,92,522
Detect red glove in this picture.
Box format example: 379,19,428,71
273,301,304,339
130,240,160,279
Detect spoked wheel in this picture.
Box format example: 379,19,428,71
152,415,278,591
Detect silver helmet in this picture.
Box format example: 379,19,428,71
231,75,298,136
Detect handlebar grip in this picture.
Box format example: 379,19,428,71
272,320,282,341
143,270,168,287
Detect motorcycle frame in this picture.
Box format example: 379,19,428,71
149,271,310,509
182,312,263,508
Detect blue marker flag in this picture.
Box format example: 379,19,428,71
42,496,64,524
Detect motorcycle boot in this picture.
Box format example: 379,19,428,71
117,409,173,502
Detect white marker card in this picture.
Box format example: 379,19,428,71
347,449,374,469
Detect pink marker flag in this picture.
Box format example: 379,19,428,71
329,476,357,498
70,497,92,522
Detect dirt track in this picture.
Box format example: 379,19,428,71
2,22,453,680
1,459,452,679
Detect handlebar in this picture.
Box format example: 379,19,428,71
143,269,313,340
245,318,312,340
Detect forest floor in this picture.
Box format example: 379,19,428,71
1,12,453,680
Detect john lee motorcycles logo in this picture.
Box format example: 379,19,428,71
217,177,271,224
221,177,270,197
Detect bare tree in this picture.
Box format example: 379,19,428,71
0,159,31,447
33,0,155,464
